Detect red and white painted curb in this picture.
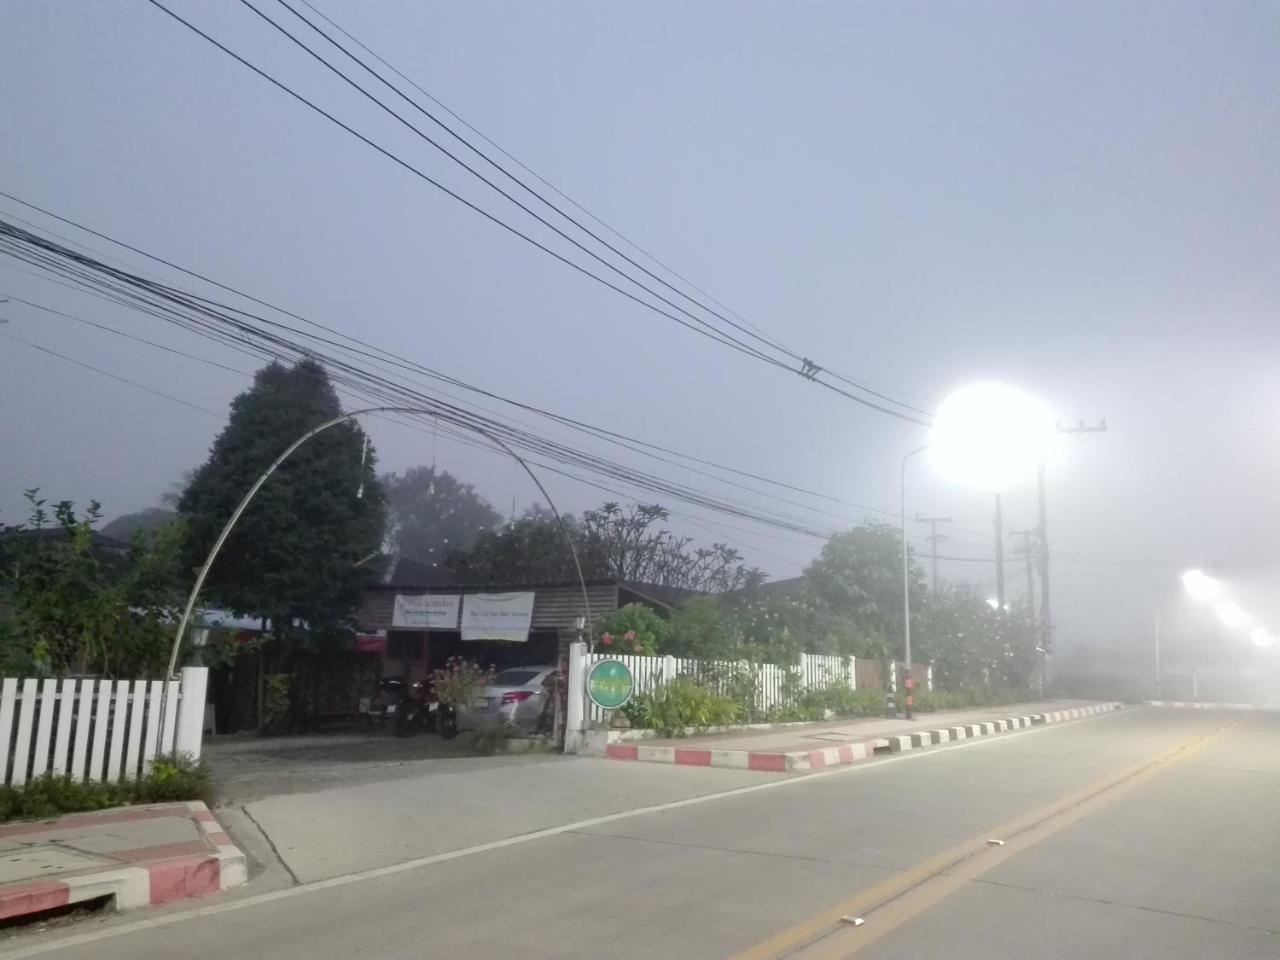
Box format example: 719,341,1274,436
0,802,246,921
605,703,1124,773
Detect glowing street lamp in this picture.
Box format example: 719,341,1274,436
928,383,1063,493
1180,569,1224,603
1249,627,1276,649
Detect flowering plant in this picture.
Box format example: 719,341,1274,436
430,656,496,708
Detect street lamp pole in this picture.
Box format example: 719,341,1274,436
901,444,930,720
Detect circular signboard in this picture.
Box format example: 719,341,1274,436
586,658,634,710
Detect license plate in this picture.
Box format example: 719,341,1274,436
472,698,489,709
385,704,396,715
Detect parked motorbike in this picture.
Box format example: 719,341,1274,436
388,677,457,739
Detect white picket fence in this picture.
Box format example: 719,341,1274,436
582,651,863,724
0,666,208,787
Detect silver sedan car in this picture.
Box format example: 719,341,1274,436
456,665,557,733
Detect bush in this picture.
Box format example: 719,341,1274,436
625,677,742,735
913,688,1030,712
798,686,885,718
0,753,212,822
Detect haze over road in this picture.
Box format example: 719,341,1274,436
4,707,1272,959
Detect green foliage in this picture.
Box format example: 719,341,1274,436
431,656,495,709
100,507,177,542
912,688,1026,711
595,604,668,655
262,673,292,732
447,501,762,593
472,723,516,756
0,755,212,822
0,490,185,676
382,466,501,563
804,521,926,655
624,677,742,735
916,585,1039,693
666,596,740,659
178,359,386,632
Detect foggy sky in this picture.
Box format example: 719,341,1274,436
2,1,1278,661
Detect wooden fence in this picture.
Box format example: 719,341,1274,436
0,667,208,787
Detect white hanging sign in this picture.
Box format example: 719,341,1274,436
391,593,461,630
460,592,535,643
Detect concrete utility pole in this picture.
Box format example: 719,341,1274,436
993,494,1006,608
915,514,953,592
1010,528,1038,611
1042,420,1108,656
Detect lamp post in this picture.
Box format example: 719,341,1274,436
900,444,930,720
165,405,593,679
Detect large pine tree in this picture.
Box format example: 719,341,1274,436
178,359,385,631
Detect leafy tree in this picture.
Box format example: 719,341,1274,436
0,490,183,676
595,604,670,655
177,359,385,631
803,521,926,656
381,466,500,562
918,585,1038,692
447,500,762,592
102,507,176,542
446,504,581,583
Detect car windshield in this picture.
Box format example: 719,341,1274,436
491,669,540,687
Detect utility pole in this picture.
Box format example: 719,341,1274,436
1040,419,1108,668
1010,528,1038,611
915,514,953,592
993,494,1005,608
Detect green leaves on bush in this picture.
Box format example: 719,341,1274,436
0,753,212,822
623,677,741,736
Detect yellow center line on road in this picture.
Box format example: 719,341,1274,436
730,717,1244,960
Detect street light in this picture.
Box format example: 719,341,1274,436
1214,600,1250,630
928,383,1062,493
899,383,1058,719
1180,569,1224,603
1250,627,1275,649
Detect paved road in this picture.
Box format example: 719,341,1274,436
3,707,1275,959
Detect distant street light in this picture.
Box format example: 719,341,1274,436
1249,627,1276,649
1214,600,1250,630
1180,569,1224,603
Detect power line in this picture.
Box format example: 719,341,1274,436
0,194,905,520
0,330,224,418
276,0,933,421
143,0,932,426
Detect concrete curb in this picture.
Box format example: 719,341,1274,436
1146,700,1277,711
0,801,246,921
605,702,1124,773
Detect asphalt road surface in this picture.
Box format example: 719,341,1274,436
4,707,1275,959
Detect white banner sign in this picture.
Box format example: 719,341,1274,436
392,593,461,630
460,592,535,643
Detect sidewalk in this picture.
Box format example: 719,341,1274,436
605,700,1123,772
0,801,246,922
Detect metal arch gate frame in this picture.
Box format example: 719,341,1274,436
159,405,594,748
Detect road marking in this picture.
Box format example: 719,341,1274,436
0,705,1130,958
730,719,1239,960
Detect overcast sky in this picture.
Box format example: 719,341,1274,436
2,1,1277,661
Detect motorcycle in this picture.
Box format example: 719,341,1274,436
388,676,457,739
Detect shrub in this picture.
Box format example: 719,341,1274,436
798,686,884,718
595,605,669,655
626,677,742,735
0,753,212,822
432,657,496,709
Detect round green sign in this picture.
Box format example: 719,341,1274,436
587,658,634,710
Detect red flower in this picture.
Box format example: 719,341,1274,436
601,635,613,647
623,631,637,641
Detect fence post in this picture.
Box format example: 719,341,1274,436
662,654,677,686
847,656,857,690
175,666,209,760
564,642,588,754
927,664,934,692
